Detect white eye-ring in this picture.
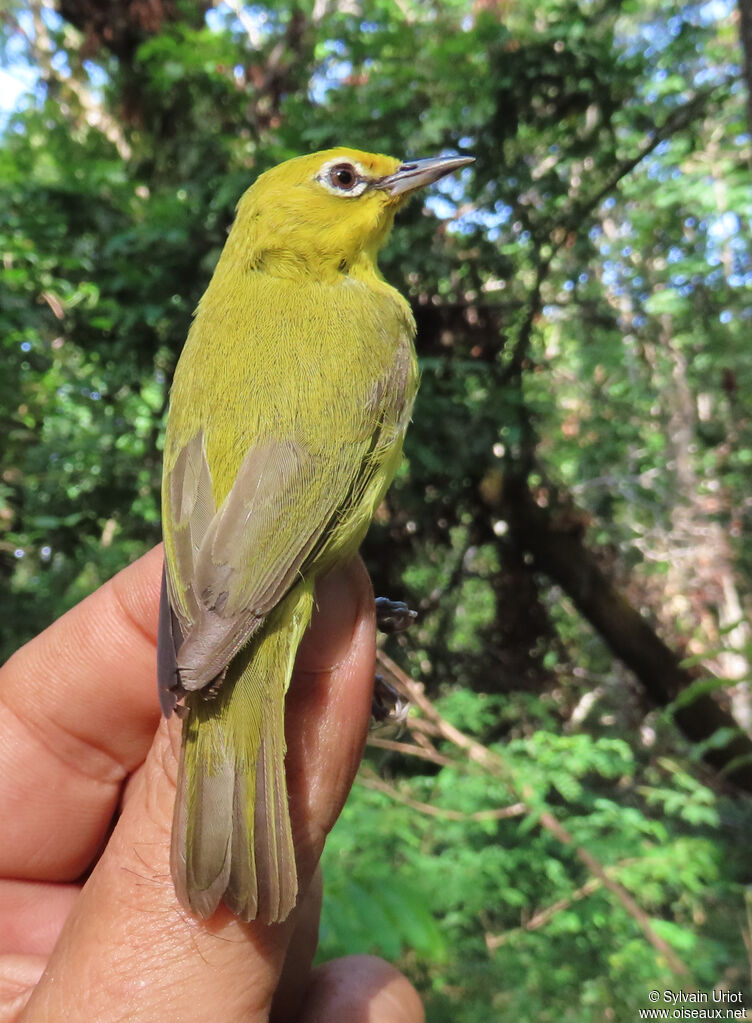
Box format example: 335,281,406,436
316,158,369,197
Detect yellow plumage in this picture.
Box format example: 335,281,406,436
158,146,472,922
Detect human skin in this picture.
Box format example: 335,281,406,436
0,545,424,1022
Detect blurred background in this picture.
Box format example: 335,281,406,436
1,0,752,1018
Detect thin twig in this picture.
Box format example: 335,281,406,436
366,735,456,769
486,877,602,950
359,766,526,823
375,650,690,976
533,805,688,975
486,856,646,948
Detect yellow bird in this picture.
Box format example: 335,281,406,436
158,147,473,922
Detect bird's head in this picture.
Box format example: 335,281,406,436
227,147,473,281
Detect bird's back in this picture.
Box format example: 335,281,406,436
165,268,417,505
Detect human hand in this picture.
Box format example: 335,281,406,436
0,545,423,1022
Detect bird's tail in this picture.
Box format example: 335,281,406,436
171,584,314,923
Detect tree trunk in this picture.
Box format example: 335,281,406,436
500,470,752,792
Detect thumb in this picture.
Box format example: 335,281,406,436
21,559,377,1023
22,718,293,1022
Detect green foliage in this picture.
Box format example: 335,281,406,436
320,710,739,1021
2,0,752,1019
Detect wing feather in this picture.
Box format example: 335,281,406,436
163,429,378,696
168,431,216,630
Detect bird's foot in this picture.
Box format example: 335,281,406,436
372,673,410,726
375,596,417,634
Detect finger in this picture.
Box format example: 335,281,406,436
0,545,163,880
270,867,323,1023
21,560,376,1023
298,955,425,1023
0,954,46,1022
0,880,78,955
286,558,376,884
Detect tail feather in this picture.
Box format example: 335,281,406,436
224,770,258,919
253,731,298,922
171,736,235,918
170,583,312,922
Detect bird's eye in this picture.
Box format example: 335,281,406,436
329,163,358,190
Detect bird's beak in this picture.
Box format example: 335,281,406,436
379,155,475,197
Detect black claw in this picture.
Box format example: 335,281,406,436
375,596,418,634
371,673,410,725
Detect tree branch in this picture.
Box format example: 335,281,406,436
486,857,645,949
359,766,526,823
498,471,752,791
376,651,691,976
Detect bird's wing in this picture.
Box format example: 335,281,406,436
158,415,393,712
